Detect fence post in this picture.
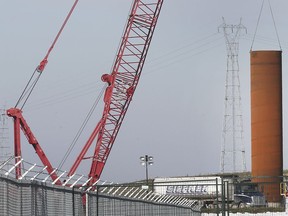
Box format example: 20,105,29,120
216,178,219,216
72,186,75,216
86,193,89,216
226,181,229,216
221,177,226,216
97,186,99,216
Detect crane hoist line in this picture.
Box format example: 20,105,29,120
14,0,79,110
7,0,164,187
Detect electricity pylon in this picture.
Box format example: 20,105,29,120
0,107,11,163
219,18,247,173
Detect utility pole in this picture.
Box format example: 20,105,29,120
219,18,247,173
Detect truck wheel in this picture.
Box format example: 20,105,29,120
238,202,246,208
207,204,214,209
230,203,237,209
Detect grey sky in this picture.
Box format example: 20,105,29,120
1,0,288,183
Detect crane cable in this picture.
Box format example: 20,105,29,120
15,0,80,109
57,85,106,171
250,0,282,51
15,69,40,109
268,0,282,50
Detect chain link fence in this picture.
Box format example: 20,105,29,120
2,157,288,216
87,193,198,216
0,174,201,216
0,175,85,215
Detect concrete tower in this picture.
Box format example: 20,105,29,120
251,50,283,203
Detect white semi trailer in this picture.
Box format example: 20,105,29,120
153,175,266,208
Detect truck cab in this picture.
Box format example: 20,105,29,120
234,181,267,207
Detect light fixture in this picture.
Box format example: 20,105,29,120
139,155,154,188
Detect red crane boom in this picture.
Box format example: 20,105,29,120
68,0,164,184
7,0,79,183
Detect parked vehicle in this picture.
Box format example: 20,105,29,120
234,181,267,208
153,175,266,208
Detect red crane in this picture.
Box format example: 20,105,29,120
7,0,164,186
7,0,80,184
68,0,164,185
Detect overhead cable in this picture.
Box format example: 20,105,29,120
251,0,282,51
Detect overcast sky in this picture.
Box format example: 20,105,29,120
1,0,288,183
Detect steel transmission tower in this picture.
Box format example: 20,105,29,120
219,18,247,173
0,107,11,163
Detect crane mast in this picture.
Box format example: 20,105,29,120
69,0,164,184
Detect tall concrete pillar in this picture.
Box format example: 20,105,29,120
251,50,283,203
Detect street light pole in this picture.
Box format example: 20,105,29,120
140,155,153,187
145,158,148,185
